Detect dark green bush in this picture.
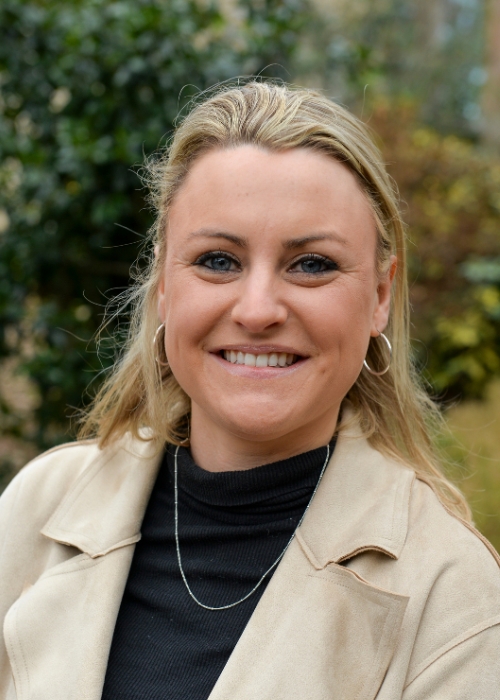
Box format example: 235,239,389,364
0,0,311,453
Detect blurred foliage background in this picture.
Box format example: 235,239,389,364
1,0,500,546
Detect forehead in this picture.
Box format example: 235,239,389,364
167,145,376,246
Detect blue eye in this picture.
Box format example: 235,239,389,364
291,256,337,274
194,251,239,272
207,255,233,271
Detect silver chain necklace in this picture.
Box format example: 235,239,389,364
174,443,330,611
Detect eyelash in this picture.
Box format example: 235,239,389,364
193,251,338,275
290,253,338,275
194,250,240,272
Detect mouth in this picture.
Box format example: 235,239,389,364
219,350,301,368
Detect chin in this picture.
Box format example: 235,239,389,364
218,408,302,443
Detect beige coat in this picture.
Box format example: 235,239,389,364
1,421,500,700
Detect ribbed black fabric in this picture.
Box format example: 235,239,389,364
101,440,334,700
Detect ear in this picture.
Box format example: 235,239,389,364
157,274,166,322
156,242,167,322
371,255,397,336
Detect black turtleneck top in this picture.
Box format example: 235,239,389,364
101,440,334,700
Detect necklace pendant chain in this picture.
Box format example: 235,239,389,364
174,443,330,611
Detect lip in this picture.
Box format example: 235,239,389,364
210,351,308,379
209,344,307,357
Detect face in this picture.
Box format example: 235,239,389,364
157,146,395,456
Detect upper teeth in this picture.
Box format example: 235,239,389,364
223,351,297,367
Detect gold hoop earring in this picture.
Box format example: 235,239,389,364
154,323,170,368
363,331,392,376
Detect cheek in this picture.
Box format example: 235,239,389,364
308,284,374,356
162,275,227,360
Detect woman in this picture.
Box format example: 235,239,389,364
0,82,499,700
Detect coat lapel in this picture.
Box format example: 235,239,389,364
40,434,163,558
3,436,163,700
297,419,415,567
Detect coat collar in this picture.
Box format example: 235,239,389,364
41,434,163,558
297,418,415,568
41,417,415,566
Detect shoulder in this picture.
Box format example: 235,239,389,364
1,440,100,512
388,474,500,609
0,431,162,584
0,440,104,544
349,455,500,596
346,456,500,690
0,432,159,523
407,476,500,575
401,476,500,683
0,440,105,624
17,438,101,479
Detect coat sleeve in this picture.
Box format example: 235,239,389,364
0,470,27,607
402,621,500,700
0,472,28,698
0,446,89,698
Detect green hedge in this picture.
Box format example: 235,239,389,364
0,0,310,450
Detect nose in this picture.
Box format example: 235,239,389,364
230,266,288,332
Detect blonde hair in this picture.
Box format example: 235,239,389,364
79,80,470,520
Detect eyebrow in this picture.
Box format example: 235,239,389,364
188,229,248,247
283,233,348,249
187,229,348,249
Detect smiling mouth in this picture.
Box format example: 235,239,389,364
220,350,300,368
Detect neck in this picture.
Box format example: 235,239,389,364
188,407,339,473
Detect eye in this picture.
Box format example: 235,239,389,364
194,251,240,273
289,255,338,275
